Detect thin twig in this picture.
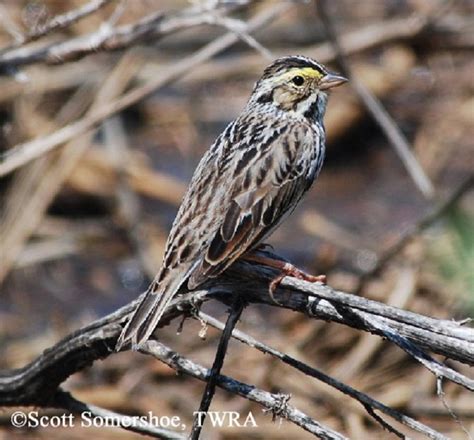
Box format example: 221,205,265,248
141,341,348,440
0,0,116,53
197,311,448,440
104,0,127,28
0,1,251,68
207,15,274,60
189,296,245,440
345,310,474,390
362,405,405,439
436,377,472,440
316,0,435,200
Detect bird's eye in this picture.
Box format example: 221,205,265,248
292,75,305,86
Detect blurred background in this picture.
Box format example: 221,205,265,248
0,0,473,438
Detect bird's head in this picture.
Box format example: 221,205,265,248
250,55,347,119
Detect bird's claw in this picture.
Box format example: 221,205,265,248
269,262,326,303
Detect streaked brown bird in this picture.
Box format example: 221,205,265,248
116,55,346,350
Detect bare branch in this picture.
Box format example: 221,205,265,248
206,14,274,60
190,296,245,439
0,1,250,68
142,340,348,440
0,0,116,53
198,312,449,440
436,378,472,440
0,261,471,438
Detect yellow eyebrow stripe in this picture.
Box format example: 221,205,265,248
293,67,324,78
278,67,324,81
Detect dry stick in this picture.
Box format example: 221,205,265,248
0,2,291,177
281,276,474,366
335,265,417,381
1,266,471,388
436,378,473,440
0,1,251,68
0,8,162,67
142,341,348,440
355,174,474,294
52,390,186,440
361,407,404,440
0,267,471,437
189,297,245,440
0,266,471,392
330,304,474,390
0,290,347,439
105,0,127,28
207,15,274,60
197,312,447,440
0,0,115,53
316,0,435,200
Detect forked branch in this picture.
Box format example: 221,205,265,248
0,259,472,439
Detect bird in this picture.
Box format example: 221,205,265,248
116,55,347,350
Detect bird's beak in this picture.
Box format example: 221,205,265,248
319,72,348,90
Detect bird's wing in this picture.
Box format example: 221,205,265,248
187,122,318,288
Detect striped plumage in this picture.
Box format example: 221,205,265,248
116,55,346,350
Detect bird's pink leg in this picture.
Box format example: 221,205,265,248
242,252,326,295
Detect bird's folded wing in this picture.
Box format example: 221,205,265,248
187,134,309,289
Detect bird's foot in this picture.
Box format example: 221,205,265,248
242,252,326,302
268,262,326,296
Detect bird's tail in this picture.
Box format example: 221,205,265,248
115,284,177,351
